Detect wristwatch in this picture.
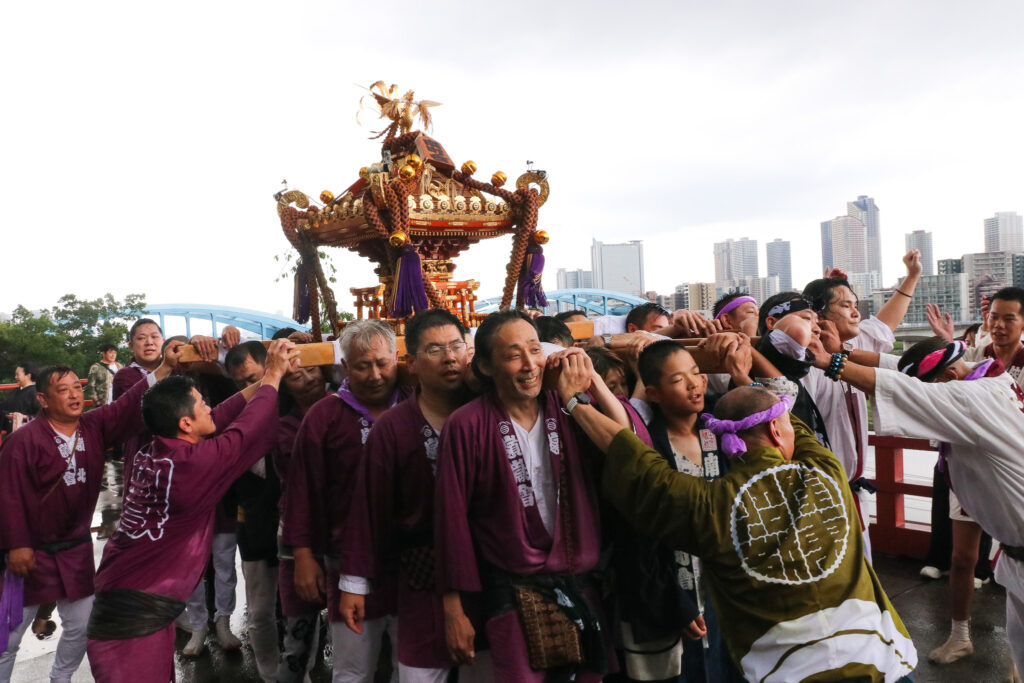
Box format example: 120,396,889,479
562,392,592,416
602,333,612,348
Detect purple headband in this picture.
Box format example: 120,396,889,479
715,296,757,320
701,394,794,457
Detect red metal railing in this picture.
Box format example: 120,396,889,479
867,434,935,560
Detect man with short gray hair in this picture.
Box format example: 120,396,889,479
283,320,407,682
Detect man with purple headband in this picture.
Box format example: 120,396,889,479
811,335,1024,677
558,348,917,682
712,293,759,337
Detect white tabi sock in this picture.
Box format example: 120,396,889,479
951,618,971,642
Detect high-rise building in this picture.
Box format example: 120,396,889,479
904,230,934,276
591,239,644,295
677,282,715,313
938,258,963,275
847,195,882,279
556,268,593,290
983,212,1024,253
820,220,833,274
672,284,690,310
962,251,1024,313
766,239,792,292
821,216,868,274
721,275,780,304
846,272,882,299
713,238,758,286
867,274,971,326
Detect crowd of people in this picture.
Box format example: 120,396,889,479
1,247,1023,683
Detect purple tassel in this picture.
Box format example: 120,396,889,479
1,570,24,653
390,244,430,318
721,433,747,457
293,261,311,324
519,242,548,308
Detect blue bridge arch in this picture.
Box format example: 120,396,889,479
476,288,650,316
142,304,307,340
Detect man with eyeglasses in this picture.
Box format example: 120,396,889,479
283,320,408,682
337,309,492,682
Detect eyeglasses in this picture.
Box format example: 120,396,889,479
420,341,468,359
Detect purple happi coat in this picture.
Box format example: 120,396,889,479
0,375,151,605
111,364,151,480
340,394,455,669
274,410,325,617
434,389,610,681
283,385,406,621
93,388,277,601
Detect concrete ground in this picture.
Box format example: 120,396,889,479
11,554,1015,682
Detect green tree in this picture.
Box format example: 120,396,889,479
0,294,147,382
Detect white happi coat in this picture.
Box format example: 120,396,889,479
872,367,1024,613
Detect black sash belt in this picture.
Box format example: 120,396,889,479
1003,544,1024,563
87,589,185,640
35,535,91,554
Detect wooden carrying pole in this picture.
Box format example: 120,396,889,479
176,338,730,374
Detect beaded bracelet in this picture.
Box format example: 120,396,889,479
824,352,847,381
749,381,764,387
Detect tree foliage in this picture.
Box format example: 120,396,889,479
0,294,147,382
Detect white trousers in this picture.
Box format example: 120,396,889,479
185,532,238,629
277,612,320,683
0,595,94,683
242,559,280,682
330,614,397,683
398,651,495,683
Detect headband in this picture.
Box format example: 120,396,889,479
900,340,966,381
715,296,757,320
701,394,794,457
766,298,812,319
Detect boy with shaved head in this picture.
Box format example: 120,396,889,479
562,363,917,681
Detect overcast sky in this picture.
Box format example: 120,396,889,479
5,1,1024,322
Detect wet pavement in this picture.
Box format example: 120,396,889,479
9,460,1016,682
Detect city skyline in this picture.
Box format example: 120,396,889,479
5,3,1024,317
550,201,1024,317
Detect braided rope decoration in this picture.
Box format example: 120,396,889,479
450,171,540,309
362,193,392,239
384,178,410,237
381,132,420,156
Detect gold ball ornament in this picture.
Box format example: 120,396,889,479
320,190,334,204
533,230,550,245
399,164,416,181
406,154,423,170
389,230,408,247
491,171,507,187
461,160,477,176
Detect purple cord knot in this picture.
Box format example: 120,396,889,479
701,394,794,457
